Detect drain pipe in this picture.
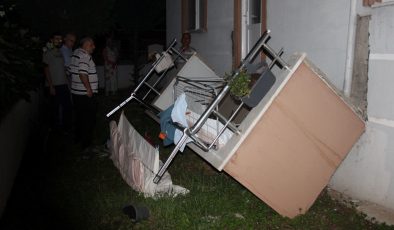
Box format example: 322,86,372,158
343,0,357,97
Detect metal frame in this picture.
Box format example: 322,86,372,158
172,76,233,150
106,31,289,185
153,30,289,183
106,39,187,118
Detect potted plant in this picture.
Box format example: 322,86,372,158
225,68,252,99
225,64,276,108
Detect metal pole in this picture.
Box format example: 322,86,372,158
153,129,189,183
106,39,178,118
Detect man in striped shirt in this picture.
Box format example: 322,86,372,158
69,37,98,150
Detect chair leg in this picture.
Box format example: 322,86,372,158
153,129,189,184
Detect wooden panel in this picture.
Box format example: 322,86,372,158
224,61,365,218
233,0,241,68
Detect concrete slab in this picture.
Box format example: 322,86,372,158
328,188,394,226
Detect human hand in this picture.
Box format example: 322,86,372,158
87,88,93,97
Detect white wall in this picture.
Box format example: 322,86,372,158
330,4,394,210
96,65,134,90
267,0,351,90
166,0,234,76
193,0,233,76
166,0,182,48
166,0,394,212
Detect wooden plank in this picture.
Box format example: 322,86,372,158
224,61,365,218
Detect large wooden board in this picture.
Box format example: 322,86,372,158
224,60,365,218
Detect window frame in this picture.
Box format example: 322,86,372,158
181,0,208,33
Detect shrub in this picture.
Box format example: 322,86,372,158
225,68,251,98
0,2,43,120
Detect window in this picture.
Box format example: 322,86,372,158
182,0,207,32
250,0,261,24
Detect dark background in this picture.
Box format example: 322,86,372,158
15,0,167,66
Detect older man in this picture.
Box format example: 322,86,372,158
69,37,98,150
60,32,76,78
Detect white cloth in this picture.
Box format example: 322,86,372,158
171,93,233,150
171,93,192,151
185,110,233,149
109,112,189,197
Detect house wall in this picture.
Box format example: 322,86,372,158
166,0,182,49
266,0,351,90
96,65,135,90
330,3,394,211
166,0,234,76
166,0,394,212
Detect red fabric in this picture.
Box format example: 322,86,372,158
363,0,382,6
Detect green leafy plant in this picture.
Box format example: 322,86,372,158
0,2,43,120
225,68,251,98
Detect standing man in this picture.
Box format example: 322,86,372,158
69,37,98,150
60,32,76,80
175,32,196,67
43,32,73,132
179,32,196,60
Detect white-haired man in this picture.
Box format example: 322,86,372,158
69,37,98,150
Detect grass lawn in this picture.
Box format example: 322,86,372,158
1,90,393,230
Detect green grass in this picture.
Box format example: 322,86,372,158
14,90,394,229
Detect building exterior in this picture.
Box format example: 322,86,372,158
166,0,394,214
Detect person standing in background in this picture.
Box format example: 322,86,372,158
60,32,76,80
43,32,73,133
175,32,196,67
69,37,98,150
179,32,196,60
102,36,119,96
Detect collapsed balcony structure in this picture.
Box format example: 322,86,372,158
107,30,365,218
